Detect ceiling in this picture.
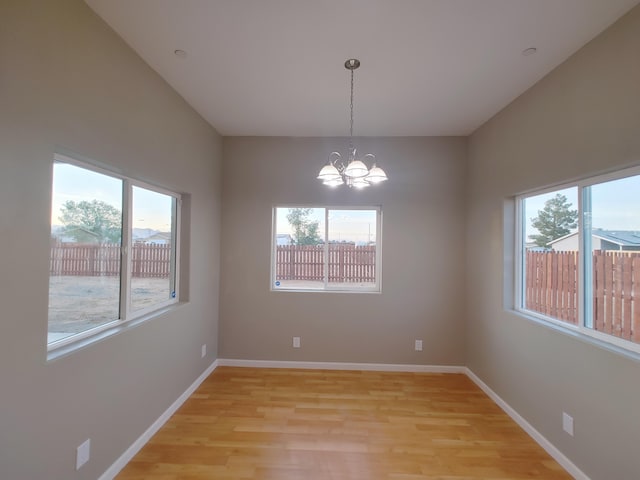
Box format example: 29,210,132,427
85,0,639,137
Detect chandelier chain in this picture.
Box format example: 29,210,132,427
350,67,354,140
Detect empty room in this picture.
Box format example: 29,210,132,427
2,1,640,479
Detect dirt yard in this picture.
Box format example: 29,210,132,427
48,276,171,342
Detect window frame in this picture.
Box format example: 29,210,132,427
514,165,640,357
48,153,181,352
271,205,382,293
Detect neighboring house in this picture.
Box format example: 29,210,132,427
525,241,549,252
51,226,101,243
132,228,171,245
548,229,640,251
526,246,550,252
139,232,171,245
276,233,294,246
132,227,159,242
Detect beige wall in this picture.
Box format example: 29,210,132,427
220,137,467,365
0,1,221,479
467,5,640,479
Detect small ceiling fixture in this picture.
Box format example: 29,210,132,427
174,49,187,58
522,47,537,56
317,59,388,188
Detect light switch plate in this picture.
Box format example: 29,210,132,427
76,439,90,470
562,412,574,436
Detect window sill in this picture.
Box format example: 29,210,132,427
508,308,640,364
46,302,186,362
271,287,382,294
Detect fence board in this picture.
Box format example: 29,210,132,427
542,253,550,316
604,253,614,334
612,254,623,337
622,255,633,340
550,252,558,319
634,257,640,343
559,252,566,320
568,252,576,324
595,252,605,332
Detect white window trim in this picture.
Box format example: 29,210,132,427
514,164,640,358
48,153,181,352
271,205,382,293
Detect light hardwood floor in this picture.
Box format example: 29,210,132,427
117,367,572,479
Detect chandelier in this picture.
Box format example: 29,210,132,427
317,59,388,188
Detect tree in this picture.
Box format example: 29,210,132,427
530,194,578,247
59,200,122,243
286,208,322,245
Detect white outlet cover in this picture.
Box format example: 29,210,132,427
201,344,206,358
562,412,574,436
415,339,423,351
293,337,301,348
76,438,90,470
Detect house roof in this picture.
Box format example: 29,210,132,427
548,229,640,247
592,229,640,246
145,232,171,240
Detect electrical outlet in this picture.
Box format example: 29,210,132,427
201,344,206,358
562,412,574,436
414,339,423,351
76,439,90,470
293,336,301,348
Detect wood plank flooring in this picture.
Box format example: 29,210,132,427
117,367,572,479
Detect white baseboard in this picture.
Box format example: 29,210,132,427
217,358,466,373
464,368,588,480
100,359,585,480
98,359,219,480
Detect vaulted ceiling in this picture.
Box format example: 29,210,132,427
85,0,640,136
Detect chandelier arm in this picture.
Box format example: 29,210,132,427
363,153,376,166
329,151,345,172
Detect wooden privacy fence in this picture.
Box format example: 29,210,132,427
276,244,376,283
525,250,578,324
50,243,171,278
525,250,640,343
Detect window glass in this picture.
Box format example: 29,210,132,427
273,206,380,292
585,174,640,344
131,186,177,312
327,209,377,288
274,208,325,290
49,162,123,344
521,187,579,325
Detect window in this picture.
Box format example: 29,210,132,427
48,154,179,348
272,207,381,292
516,167,640,353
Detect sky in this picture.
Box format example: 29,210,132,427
523,174,640,241
276,208,377,244
51,162,173,231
